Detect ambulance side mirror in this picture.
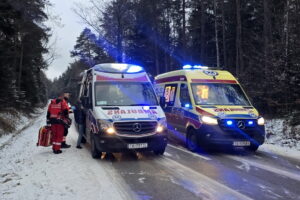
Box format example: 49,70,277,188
159,96,166,108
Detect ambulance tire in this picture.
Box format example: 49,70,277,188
91,134,102,159
186,128,198,152
153,148,165,155
247,144,259,152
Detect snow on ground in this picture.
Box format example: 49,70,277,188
265,118,300,151
259,144,300,161
0,108,43,148
0,110,136,200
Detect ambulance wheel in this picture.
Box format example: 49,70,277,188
91,134,102,159
153,148,165,155
186,128,198,152
247,144,259,152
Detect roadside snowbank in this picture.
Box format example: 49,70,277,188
0,110,136,200
0,108,43,149
265,119,300,151
259,143,300,161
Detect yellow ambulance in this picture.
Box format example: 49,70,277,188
155,65,265,151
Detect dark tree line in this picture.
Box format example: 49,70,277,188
54,0,300,117
0,0,50,111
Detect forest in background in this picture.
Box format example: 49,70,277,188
0,0,51,112
0,0,299,119
50,0,300,119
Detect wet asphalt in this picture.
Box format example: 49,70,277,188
88,142,300,200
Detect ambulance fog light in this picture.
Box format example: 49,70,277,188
106,127,115,135
247,120,254,126
201,116,218,125
257,117,265,126
226,120,233,126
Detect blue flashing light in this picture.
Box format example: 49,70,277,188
226,120,233,126
142,106,150,111
127,65,143,73
247,120,254,126
182,64,208,70
184,103,191,108
183,65,192,69
193,65,202,69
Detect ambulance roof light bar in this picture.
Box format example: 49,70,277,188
94,63,144,73
183,64,209,70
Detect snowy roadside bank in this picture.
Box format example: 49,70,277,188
265,118,300,151
0,108,44,149
0,109,137,200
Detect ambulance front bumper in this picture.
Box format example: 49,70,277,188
93,131,168,153
197,123,265,147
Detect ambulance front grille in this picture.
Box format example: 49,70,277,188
114,121,157,135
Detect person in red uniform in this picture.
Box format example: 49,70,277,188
47,93,69,154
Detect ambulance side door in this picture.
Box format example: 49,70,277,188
177,83,192,134
163,83,178,131
80,75,92,140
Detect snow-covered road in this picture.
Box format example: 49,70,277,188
1,109,300,200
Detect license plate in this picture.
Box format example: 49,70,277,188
233,141,250,146
127,143,148,149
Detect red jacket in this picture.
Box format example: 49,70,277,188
47,99,69,124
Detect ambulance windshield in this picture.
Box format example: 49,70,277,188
191,83,251,106
95,82,158,106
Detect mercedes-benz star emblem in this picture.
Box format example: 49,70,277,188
237,121,245,129
132,123,142,132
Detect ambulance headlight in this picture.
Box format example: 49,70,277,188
98,120,115,134
157,118,167,133
257,117,265,126
201,116,218,125
106,127,116,135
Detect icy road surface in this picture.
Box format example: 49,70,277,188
1,109,300,200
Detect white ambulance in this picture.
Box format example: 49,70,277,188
155,65,265,152
78,63,167,158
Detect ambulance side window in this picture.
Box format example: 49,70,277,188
163,84,177,107
83,81,88,97
88,83,93,107
180,83,191,107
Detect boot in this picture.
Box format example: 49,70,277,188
53,150,62,154
61,142,71,148
76,145,82,149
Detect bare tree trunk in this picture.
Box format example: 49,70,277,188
284,0,290,68
17,41,24,89
200,1,206,63
182,0,186,60
214,0,220,68
263,0,272,113
284,0,290,113
221,0,227,68
235,0,243,76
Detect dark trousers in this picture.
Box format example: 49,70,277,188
63,127,69,142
